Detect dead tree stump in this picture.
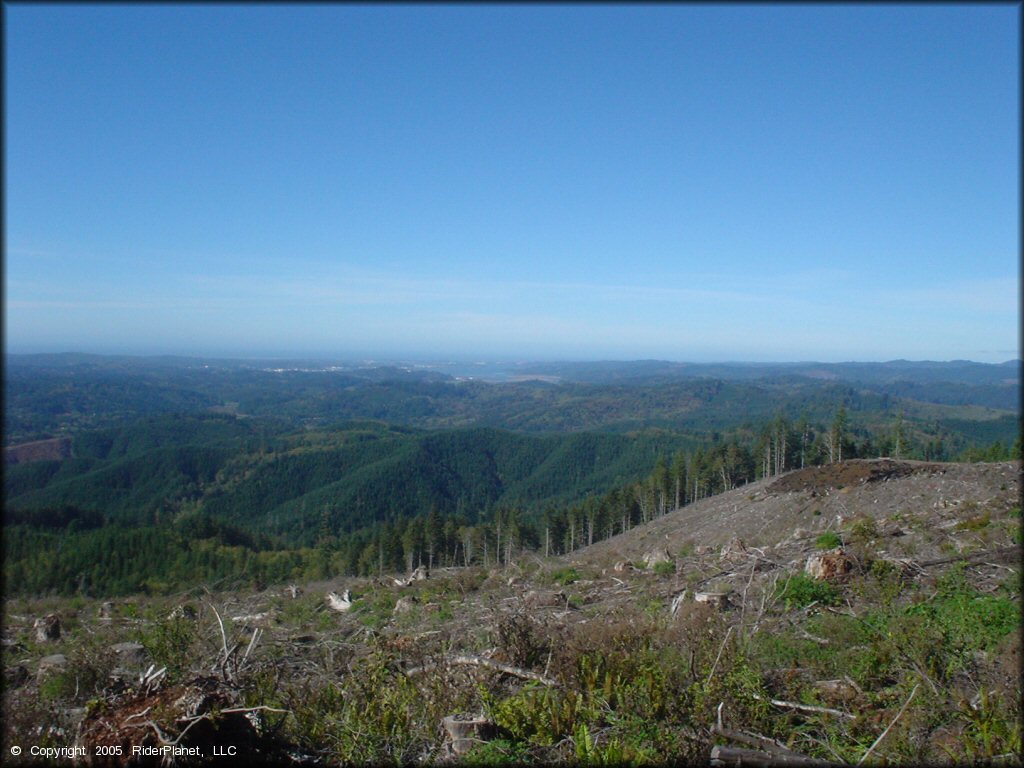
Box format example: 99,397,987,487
34,614,61,642
441,714,497,755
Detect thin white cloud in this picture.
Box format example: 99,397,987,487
7,299,167,311
182,268,817,312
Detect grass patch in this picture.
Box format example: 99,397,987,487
956,511,991,531
815,531,842,549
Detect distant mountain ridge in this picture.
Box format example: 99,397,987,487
513,358,1021,386
5,354,1018,441
6,352,1020,379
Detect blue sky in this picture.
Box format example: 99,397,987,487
5,4,1019,362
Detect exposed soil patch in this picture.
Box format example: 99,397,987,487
767,458,947,494
4,437,72,465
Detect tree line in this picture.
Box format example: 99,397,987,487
5,409,1019,596
286,408,1024,579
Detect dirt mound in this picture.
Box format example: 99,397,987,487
767,458,947,494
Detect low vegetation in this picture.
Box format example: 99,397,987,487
5,539,1018,765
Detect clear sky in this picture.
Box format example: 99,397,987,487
5,4,1019,362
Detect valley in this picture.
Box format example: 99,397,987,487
2,354,1020,765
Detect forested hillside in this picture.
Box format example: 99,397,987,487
4,405,1019,596
4,415,690,536
4,354,1020,596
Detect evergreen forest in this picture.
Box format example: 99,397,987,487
4,355,1019,596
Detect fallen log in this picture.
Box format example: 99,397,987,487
710,745,840,767
711,724,804,758
916,545,1019,569
406,654,560,688
751,693,856,720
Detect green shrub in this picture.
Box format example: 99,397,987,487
774,572,840,610
643,599,664,619
37,641,115,706
866,558,905,604
488,685,590,746
815,532,842,549
550,567,580,586
278,593,324,625
355,592,395,629
750,629,834,675
954,689,1022,761
906,565,1020,656
847,516,880,544
574,722,630,765
134,614,197,681
287,647,434,764
653,560,675,577
38,670,79,703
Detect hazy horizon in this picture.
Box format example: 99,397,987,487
6,5,1019,363
4,348,1019,368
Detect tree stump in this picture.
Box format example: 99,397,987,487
441,714,497,755
37,654,67,681
804,548,854,582
394,596,418,615
326,590,352,612
167,604,198,621
642,548,673,569
34,614,61,642
694,591,732,610
110,642,149,676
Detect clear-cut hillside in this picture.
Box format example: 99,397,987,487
572,459,1020,574
5,459,1020,765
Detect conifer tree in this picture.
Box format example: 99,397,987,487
893,410,907,459
829,404,848,463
